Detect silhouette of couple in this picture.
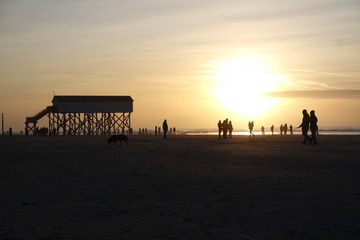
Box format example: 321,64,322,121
248,121,255,136
298,109,318,144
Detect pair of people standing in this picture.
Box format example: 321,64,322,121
248,121,255,137
299,109,318,144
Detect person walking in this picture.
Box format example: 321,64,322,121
162,119,168,139
309,110,318,144
298,109,311,144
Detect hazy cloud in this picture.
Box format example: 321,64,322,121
263,90,360,99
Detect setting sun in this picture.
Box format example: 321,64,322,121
211,55,285,117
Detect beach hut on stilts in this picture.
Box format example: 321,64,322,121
25,96,133,136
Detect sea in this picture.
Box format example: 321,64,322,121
179,126,360,136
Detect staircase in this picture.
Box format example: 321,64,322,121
25,106,56,124
25,106,57,135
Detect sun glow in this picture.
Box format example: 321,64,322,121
211,55,284,117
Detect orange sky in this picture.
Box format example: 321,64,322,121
1,0,359,132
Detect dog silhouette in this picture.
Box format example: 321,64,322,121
107,135,129,145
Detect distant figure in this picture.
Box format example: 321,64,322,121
173,127,176,135
309,110,318,144
158,126,161,134
228,121,233,138
298,109,311,144
261,126,265,135
248,121,255,136
138,128,141,135
289,125,293,135
284,123,288,135
280,124,283,135
222,119,229,138
270,125,274,135
217,120,222,138
155,126,158,136
162,119,168,139
9,127,12,136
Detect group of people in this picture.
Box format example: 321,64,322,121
155,123,176,138
217,119,234,138
254,123,294,136
217,109,318,144
136,123,176,138
279,123,293,135
299,109,318,145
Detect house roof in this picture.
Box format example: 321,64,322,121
52,96,133,103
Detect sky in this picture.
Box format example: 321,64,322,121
1,0,360,132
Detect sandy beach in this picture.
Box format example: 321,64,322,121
1,134,359,240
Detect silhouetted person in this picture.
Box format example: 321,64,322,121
222,119,229,138
173,127,176,135
217,120,222,138
280,124,283,135
162,119,168,139
9,127,12,136
248,121,255,136
284,123,288,135
298,109,311,144
228,121,233,138
289,125,293,135
270,125,274,135
155,126,158,136
309,110,318,144
261,126,265,135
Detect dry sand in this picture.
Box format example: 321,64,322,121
1,134,359,240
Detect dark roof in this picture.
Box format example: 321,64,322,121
52,96,133,103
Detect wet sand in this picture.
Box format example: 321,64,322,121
1,134,360,240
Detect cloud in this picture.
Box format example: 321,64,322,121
262,90,360,99
286,69,350,77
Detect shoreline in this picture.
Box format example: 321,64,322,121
2,129,360,137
